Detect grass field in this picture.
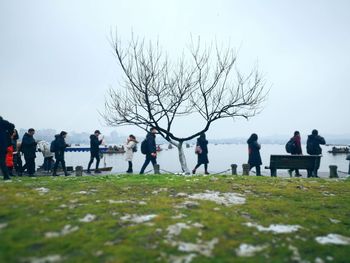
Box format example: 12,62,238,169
1,174,350,263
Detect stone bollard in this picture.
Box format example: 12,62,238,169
154,164,160,174
347,154,350,174
231,164,237,175
329,165,338,178
75,166,83,176
242,164,250,176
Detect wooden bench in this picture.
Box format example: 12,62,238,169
265,155,321,177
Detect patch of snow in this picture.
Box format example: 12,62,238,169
35,187,50,194
168,253,197,263
171,214,187,219
74,191,88,194
177,238,219,257
79,214,96,223
26,255,62,263
45,225,79,238
139,201,147,205
329,218,341,224
315,234,350,245
188,191,246,206
315,257,325,263
120,214,157,224
0,223,8,230
175,193,188,198
236,243,268,257
244,222,301,234
167,223,191,238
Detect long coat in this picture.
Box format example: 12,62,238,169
125,141,137,161
248,141,262,166
21,133,37,159
0,118,14,154
90,135,102,155
197,138,209,165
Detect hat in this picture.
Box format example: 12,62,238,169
94,130,101,134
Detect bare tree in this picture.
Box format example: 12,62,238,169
104,34,268,174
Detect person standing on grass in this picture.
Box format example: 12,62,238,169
139,127,157,174
12,129,22,176
306,129,326,178
87,130,103,174
0,116,15,180
6,130,18,177
38,140,54,173
287,131,303,177
192,133,209,174
125,135,138,173
247,133,262,176
52,131,70,176
21,128,37,177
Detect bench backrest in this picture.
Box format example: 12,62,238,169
269,155,321,169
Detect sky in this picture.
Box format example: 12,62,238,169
1,0,349,140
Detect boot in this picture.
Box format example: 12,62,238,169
52,169,58,176
192,169,196,174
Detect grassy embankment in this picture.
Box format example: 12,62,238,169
0,174,350,262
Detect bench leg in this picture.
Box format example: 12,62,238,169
270,168,277,177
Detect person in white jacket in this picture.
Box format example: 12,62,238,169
37,140,54,172
125,135,138,173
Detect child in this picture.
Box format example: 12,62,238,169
6,144,14,176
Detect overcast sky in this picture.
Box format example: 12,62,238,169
1,0,349,140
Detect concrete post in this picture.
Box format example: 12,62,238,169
75,166,83,176
347,154,350,174
231,164,237,175
242,164,250,176
329,165,338,178
154,164,160,174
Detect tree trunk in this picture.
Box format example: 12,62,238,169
176,142,190,174
169,140,190,174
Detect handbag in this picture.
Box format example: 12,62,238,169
195,145,202,154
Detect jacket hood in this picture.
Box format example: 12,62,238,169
55,134,60,139
90,134,96,139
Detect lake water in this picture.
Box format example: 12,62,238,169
34,144,349,176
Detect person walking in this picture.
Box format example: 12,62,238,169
140,127,157,174
287,131,303,177
0,116,15,180
37,140,54,173
21,128,37,176
52,131,70,176
247,133,262,176
306,129,326,177
125,135,138,173
87,130,103,174
192,133,209,174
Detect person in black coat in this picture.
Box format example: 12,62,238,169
247,133,262,176
139,127,158,174
0,116,15,180
87,130,103,174
21,128,37,176
306,129,326,177
192,133,209,174
52,131,70,176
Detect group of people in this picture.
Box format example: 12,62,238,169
0,115,327,180
246,129,326,177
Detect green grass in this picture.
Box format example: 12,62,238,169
0,174,350,262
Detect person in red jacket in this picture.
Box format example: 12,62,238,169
6,144,14,176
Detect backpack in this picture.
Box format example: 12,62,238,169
285,139,296,154
140,139,148,155
50,140,57,153
132,144,138,153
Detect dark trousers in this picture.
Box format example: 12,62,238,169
43,156,53,171
127,161,133,173
194,163,208,172
250,165,261,176
140,154,157,174
23,157,36,175
0,151,10,179
307,157,321,177
53,152,67,175
87,153,100,171
14,153,22,175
